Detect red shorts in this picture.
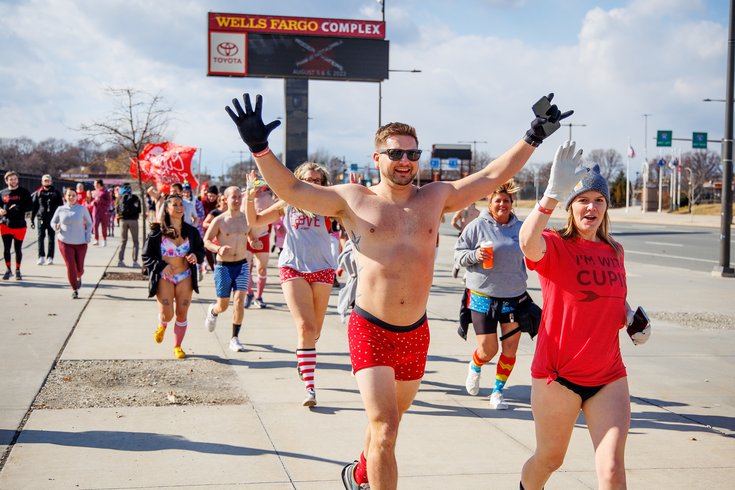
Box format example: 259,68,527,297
279,266,335,285
0,224,27,241
348,306,430,381
247,234,270,254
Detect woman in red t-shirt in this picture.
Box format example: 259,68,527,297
518,141,652,490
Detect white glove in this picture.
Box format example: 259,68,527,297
543,140,585,201
630,324,652,345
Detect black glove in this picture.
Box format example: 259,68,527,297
523,93,574,147
225,93,281,154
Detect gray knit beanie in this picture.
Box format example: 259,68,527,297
564,164,610,210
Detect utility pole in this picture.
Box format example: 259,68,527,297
717,0,735,276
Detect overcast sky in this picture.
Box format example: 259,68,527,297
0,0,729,179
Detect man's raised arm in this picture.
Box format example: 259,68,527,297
443,93,573,213
225,93,347,218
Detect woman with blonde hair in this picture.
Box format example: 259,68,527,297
455,179,537,409
246,162,337,407
518,141,651,489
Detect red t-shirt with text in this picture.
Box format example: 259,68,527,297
525,230,627,386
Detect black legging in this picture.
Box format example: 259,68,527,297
2,233,23,269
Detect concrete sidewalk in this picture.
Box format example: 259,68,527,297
1,214,734,489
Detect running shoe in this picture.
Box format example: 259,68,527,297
254,297,267,309
229,337,246,352
204,304,218,332
102,240,107,247
489,391,509,410
154,324,166,344
117,260,126,267
37,257,45,265
132,261,140,268
2,270,10,280
465,361,481,396
15,270,22,281
341,461,369,489
72,290,79,299
302,387,317,407
452,266,459,278
244,293,254,309
92,239,98,246
173,346,186,359
46,257,53,265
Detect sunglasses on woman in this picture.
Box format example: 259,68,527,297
378,149,422,161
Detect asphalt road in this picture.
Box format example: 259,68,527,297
440,218,727,274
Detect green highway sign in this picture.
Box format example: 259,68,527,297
656,130,672,147
692,132,708,149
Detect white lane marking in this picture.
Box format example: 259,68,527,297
644,241,684,247
626,249,717,263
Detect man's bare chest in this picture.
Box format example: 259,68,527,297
219,217,248,238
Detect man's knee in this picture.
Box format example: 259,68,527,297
233,292,246,308
370,418,400,451
216,298,230,311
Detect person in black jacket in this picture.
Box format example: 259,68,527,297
31,174,63,266
142,194,204,359
116,183,141,268
1,171,33,280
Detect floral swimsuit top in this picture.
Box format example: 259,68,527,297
160,237,190,258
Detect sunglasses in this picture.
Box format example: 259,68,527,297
378,149,422,161
301,177,323,184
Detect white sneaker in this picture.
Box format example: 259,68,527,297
92,239,98,246
229,337,246,352
489,391,509,410
302,388,317,407
465,361,481,396
102,240,107,247
37,257,45,265
46,257,53,265
204,304,218,332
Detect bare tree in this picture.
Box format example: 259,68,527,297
585,149,623,181
78,88,172,249
682,150,722,204
309,148,345,184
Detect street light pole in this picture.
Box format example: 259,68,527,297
562,123,587,140
378,69,421,127
717,0,735,276
459,140,487,175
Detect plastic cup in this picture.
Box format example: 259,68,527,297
481,240,494,269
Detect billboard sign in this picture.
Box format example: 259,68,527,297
208,12,389,81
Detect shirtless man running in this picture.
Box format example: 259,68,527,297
226,93,571,490
203,186,256,352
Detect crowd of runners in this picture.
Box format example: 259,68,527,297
1,91,654,490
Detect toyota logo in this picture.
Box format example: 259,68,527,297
217,42,239,57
